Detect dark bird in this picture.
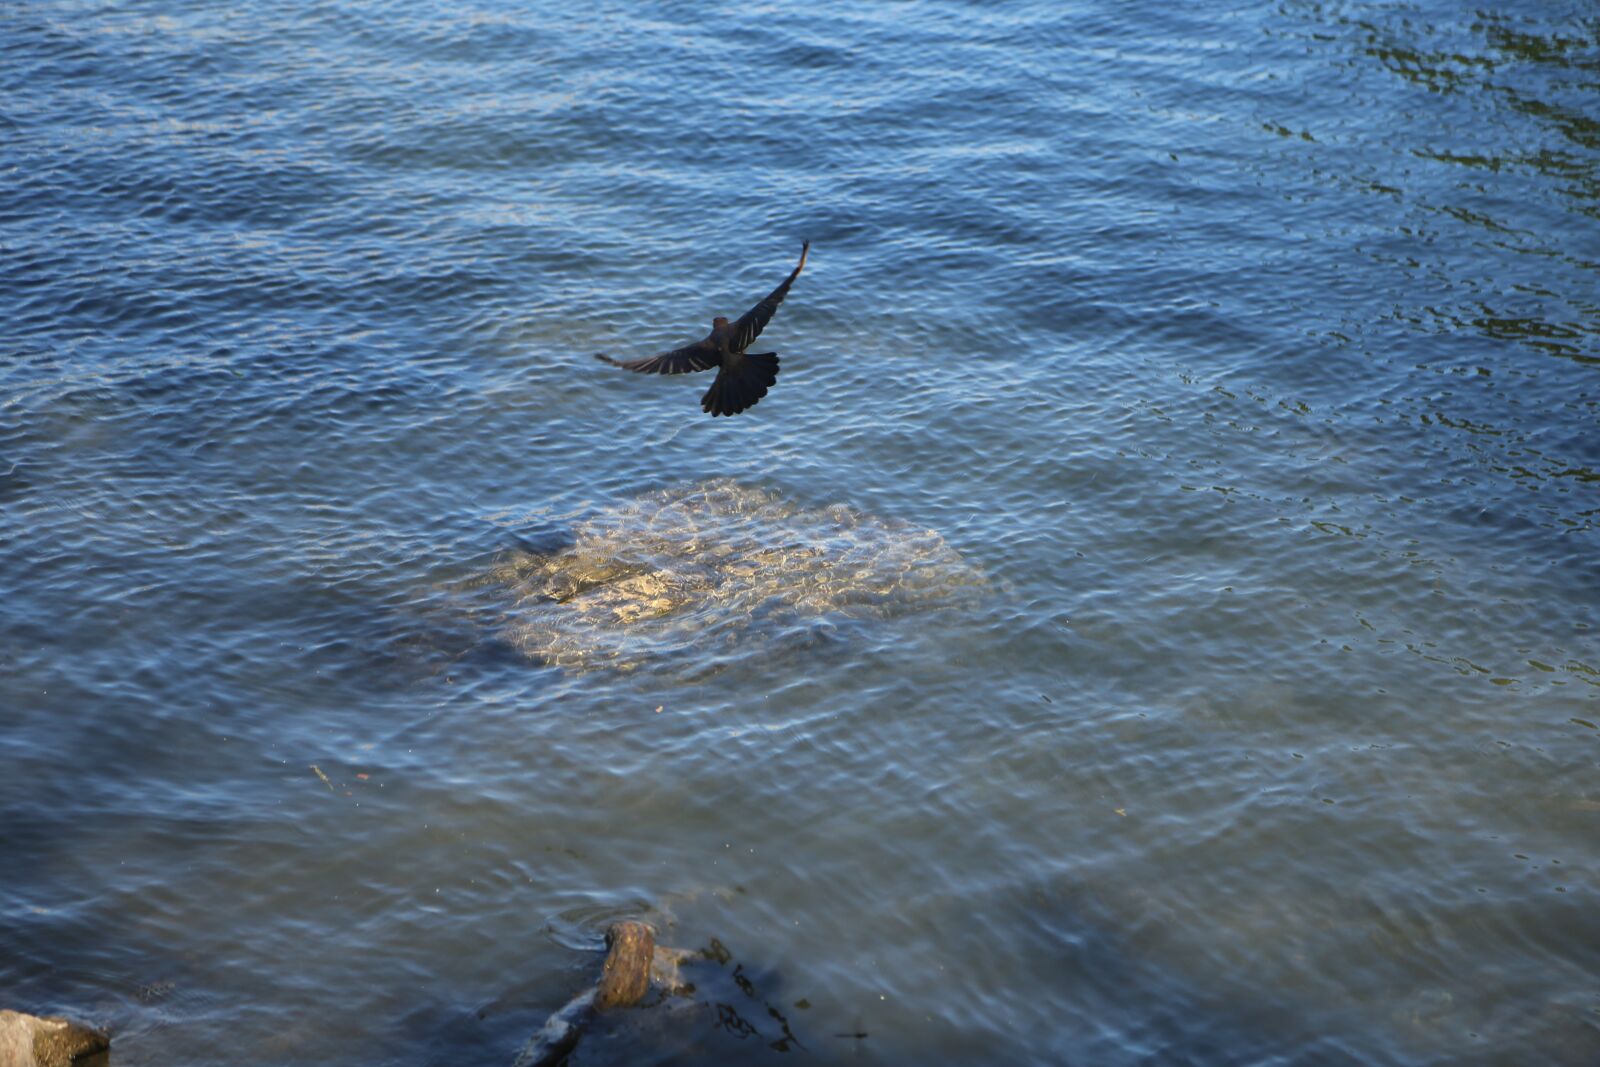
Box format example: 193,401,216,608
596,241,808,417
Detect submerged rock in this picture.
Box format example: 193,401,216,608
484,480,986,673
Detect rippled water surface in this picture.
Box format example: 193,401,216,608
3,1,1598,1064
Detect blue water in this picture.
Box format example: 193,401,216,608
3,2,1598,1064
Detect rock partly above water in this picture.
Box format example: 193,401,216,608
513,921,658,1067
0,1011,108,1067
486,480,986,673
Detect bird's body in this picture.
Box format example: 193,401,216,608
596,241,808,416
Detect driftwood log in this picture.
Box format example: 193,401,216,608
513,921,656,1067
0,1011,108,1067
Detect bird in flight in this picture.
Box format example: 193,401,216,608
595,241,808,417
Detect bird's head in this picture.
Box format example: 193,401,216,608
712,316,730,328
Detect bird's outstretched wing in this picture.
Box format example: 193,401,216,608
727,240,808,352
595,339,718,375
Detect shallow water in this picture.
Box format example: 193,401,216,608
486,479,986,674
2,1,1597,1064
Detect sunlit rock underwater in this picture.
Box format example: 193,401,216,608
478,480,987,673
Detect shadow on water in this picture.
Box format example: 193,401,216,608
1312,4,1600,366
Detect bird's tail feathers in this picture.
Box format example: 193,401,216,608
702,353,779,417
